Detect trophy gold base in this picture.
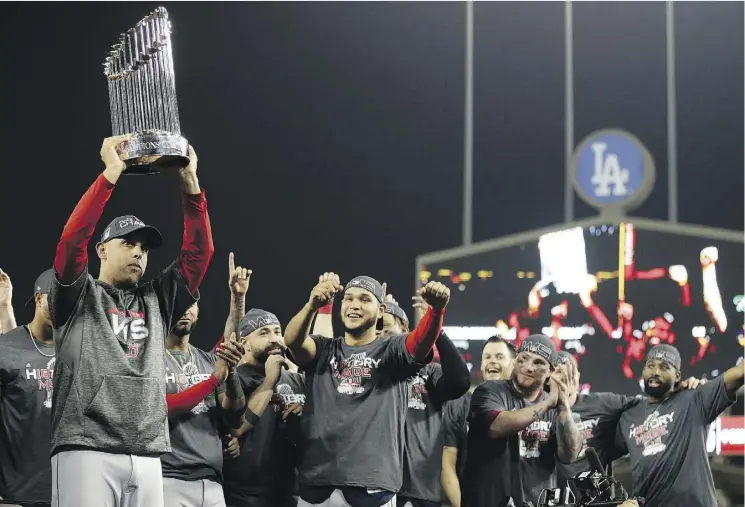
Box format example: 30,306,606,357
121,131,190,175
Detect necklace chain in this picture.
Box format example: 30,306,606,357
165,345,196,377
26,326,55,358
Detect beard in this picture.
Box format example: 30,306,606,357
343,315,376,337
172,321,193,338
255,346,283,364
643,378,674,398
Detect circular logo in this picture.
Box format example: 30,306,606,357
572,129,655,212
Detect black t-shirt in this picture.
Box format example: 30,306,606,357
299,334,425,492
556,392,632,488
616,376,735,507
400,363,446,502
161,345,226,483
0,326,55,502
463,380,565,507
442,392,471,480
223,365,306,502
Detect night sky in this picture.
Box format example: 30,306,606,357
1,2,742,349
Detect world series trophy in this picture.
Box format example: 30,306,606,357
103,7,189,175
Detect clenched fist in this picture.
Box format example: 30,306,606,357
417,281,450,312
308,273,343,311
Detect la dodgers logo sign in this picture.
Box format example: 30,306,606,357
571,129,655,214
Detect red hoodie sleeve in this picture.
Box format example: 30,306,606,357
166,374,220,415
405,307,445,362
177,190,214,295
54,174,116,283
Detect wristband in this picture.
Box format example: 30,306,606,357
318,299,334,315
245,408,261,426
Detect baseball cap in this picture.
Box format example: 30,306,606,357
99,215,163,249
384,302,409,328
518,334,557,365
344,276,385,302
26,268,55,306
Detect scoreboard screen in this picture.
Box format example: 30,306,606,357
420,222,744,395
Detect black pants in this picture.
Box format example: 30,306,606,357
225,494,297,507
396,497,440,507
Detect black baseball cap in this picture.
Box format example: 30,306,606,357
99,215,163,249
26,268,55,306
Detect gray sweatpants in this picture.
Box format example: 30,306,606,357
51,450,163,507
297,490,396,507
163,477,226,507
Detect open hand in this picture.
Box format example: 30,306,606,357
679,376,706,390
411,293,429,322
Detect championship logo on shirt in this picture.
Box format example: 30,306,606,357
165,361,212,415
575,417,599,457
518,419,552,459
25,357,55,409
629,409,674,456
271,383,306,412
408,374,428,410
330,352,380,395
108,308,149,358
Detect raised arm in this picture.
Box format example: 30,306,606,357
0,270,16,334
50,137,129,326
722,361,745,397
213,253,251,353
54,137,128,284
428,331,470,401
405,282,450,362
551,365,583,464
285,273,343,367
174,146,214,295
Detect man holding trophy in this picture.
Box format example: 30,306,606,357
48,7,217,507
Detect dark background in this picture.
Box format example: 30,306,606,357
1,2,742,350
423,223,744,394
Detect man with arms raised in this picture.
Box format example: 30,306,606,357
285,273,449,507
0,270,55,504
49,135,214,507
615,344,743,507
463,334,582,507
441,336,516,507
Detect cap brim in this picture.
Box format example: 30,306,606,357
119,225,163,249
